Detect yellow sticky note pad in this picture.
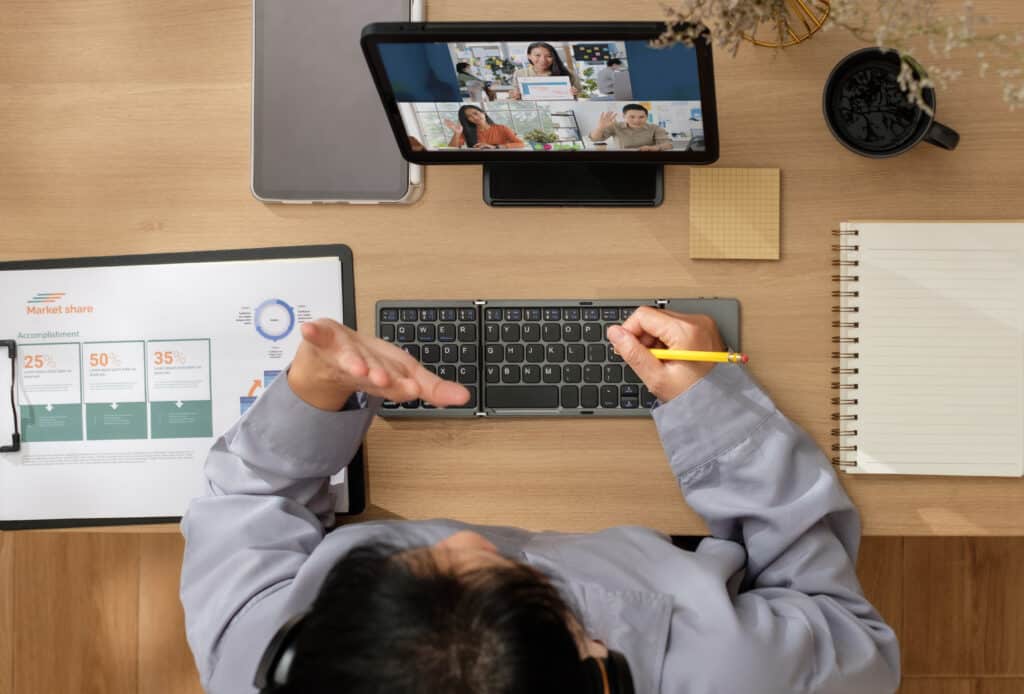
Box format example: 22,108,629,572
689,168,780,260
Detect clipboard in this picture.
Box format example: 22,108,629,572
0,245,364,529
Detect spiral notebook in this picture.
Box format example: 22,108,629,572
832,221,1024,477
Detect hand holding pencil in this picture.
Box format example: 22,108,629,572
606,307,733,403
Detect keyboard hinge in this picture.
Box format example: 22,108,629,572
655,299,669,308
474,411,488,417
474,299,486,306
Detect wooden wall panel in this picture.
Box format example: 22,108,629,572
0,533,13,694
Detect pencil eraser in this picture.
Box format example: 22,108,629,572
741,354,749,364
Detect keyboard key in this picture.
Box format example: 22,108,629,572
402,399,421,409
543,308,561,321
641,386,656,408
501,323,521,342
582,324,602,342
601,308,619,320
582,308,600,321
621,396,639,409
460,344,477,362
560,385,579,408
587,344,606,362
546,344,565,363
397,324,415,342
400,309,417,321
485,365,500,383
380,324,395,342
580,385,599,408
458,307,477,321
522,323,541,342
562,323,581,341
486,308,502,321
501,365,521,383
440,308,457,321
523,365,541,383
438,365,456,381
383,400,400,409
625,366,642,384
505,344,524,363
542,365,562,383
438,323,456,342
542,323,561,342
563,308,580,321
453,386,478,408
583,365,602,383
604,364,623,383
564,364,582,383
402,344,420,360
524,308,542,321
422,345,440,363
526,344,545,363
458,365,477,384
441,344,459,363
458,323,477,342
621,385,639,397
485,345,502,363
417,324,436,342
601,385,619,408
567,344,586,363
486,385,558,408
621,307,637,320
485,324,500,342
380,309,398,322
424,365,437,375
504,308,522,321
419,308,436,321
608,348,623,363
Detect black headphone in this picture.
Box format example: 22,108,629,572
255,611,636,694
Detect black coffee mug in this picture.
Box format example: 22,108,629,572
823,47,959,157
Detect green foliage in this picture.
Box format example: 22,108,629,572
522,129,558,144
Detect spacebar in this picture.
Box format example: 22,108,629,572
486,386,559,409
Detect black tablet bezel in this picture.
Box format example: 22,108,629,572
361,21,719,165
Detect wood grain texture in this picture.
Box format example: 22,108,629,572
12,533,140,694
3,0,1024,534
0,533,13,694
903,538,1024,677
857,537,904,645
138,535,202,694
900,680,1024,694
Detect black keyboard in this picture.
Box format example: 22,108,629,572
376,299,741,418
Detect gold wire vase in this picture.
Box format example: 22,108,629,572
742,0,831,47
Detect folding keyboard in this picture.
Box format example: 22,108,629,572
376,298,740,417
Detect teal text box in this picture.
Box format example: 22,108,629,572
21,404,84,442
150,400,213,439
85,402,148,440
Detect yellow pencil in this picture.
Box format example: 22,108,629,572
649,349,748,364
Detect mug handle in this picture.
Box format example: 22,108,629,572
924,120,960,150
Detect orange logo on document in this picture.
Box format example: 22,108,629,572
25,291,95,316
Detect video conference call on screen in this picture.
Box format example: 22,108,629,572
378,39,705,153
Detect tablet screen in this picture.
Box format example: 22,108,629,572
370,35,711,159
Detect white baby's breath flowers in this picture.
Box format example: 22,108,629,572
659,0,1024,112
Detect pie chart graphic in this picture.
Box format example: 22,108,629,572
254,299,295,341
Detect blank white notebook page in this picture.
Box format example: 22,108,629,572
845,221,1024,476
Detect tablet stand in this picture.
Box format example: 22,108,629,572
482,163,663,207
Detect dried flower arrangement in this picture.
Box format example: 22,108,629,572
656,0,1024,113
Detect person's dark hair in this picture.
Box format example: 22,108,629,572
280,541,586,694
606,58,622,67
622,103,648,116
456,61,471,73
457,105,495,147
526,42,571,78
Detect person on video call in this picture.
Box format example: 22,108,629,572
590,103,672,151
455,61,496,101
509,41,581,99
596,58,624,96
180,307,900,694
444,104,525,150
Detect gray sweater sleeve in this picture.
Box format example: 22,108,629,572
653,364,900,693
179,372,380,686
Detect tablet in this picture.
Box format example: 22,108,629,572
361,22,719,164
252,0,424,203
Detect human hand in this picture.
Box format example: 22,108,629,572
509,88,522,100
598,111,617,127
473,142,498,149
287,319,470,411
570,86,579,96
636,145,656,152
443,118,462,134
606,308,725,402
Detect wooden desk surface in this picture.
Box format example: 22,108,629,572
2,0,1023,536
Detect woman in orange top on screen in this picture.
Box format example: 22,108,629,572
444,105,525,149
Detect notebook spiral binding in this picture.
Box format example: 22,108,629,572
831,228,859,469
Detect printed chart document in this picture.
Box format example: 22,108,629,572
518,75,574,101
0,256,354,524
